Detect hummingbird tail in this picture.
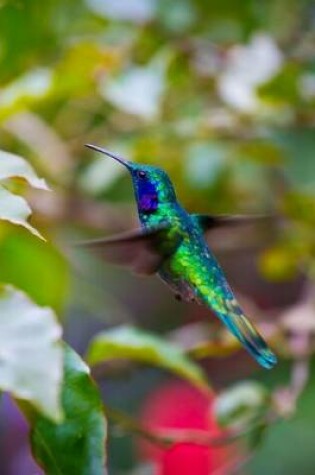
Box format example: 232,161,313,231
220,311,277,369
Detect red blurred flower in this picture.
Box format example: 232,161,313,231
138,380,236,475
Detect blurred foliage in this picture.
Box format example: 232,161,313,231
1,0,315,474
87,325,209,391
214,380,269,429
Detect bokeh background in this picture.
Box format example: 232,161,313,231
0,0,315,474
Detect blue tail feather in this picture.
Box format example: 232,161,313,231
219,311,277,369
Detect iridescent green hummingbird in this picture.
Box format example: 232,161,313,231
83,144,277,369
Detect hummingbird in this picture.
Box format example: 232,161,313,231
82,144,277,369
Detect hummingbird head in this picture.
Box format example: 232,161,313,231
85,145,177,214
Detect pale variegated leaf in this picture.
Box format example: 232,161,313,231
0,150,49,238
0,285,63,422
0,150,49,190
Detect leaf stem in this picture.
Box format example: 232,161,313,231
105,404,276,449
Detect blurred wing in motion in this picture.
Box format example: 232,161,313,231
76,225,181,275
193,213,274,232
193,214,278,253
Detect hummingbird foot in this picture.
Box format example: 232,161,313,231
174,292,199,304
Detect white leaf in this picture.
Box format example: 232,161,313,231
0,68,52,110
101,52,170,120
0,150,49,190
86,0,157,24
0,149,49,239
214,381,269,429
218,34,283,112
0,186,44,239
0,286,63,422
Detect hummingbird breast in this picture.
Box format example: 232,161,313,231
139,201,237,312
160,210,236,313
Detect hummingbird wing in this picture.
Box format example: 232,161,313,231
192,214,276,252
76,225,181,275
192,213,273,231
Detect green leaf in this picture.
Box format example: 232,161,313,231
0,285,63,421
214,381,269,429
272,129,315,194
29,345,107,475
87,325,209,391
0,230,69,313
0,150,49,239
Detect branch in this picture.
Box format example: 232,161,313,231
105,405,276,449
273,357,310,417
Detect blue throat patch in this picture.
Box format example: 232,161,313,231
138,181,158,213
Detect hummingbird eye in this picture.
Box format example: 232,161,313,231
137,170,147,179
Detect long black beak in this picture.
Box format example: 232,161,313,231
85,144,131,168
